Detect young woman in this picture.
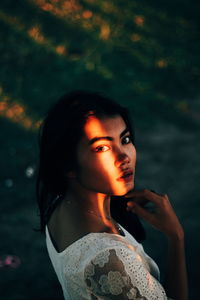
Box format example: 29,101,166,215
36,90,188,300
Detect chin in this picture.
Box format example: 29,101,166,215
111,183,134,196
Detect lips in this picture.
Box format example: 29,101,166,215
117,169,134,181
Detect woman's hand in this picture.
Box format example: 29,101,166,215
125,189,184,240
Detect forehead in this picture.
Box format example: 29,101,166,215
83,115,127,140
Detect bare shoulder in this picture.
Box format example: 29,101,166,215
47,201,115,253
47,203,92,252
47,204,77,252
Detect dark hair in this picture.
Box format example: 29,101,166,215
36,90,145,241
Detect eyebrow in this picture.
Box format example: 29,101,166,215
88,128,130,145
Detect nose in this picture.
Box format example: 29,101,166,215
114,151,130,168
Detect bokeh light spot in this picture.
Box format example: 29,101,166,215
25,166,35,178
55,45,67,55
4,179,13,188
100,23,110,40
131,33,141,42
156,59,168,68
82,10,93,19
42,3,53,12
0,101,7,112
134,15,145,26
0,89,41,130
34,0,81,17
28,26,45,43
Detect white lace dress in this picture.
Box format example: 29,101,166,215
45,223,172,300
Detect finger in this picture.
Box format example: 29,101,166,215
127,202,154,222
127,200,157,213
125,189,159,197
125,189,162,204
126,197,149,206
129,197,149,206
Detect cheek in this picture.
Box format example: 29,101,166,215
76,150,98,176
133,145,137,160
75,145,136,194
76,153,115,191
77,154,110,181
128,144,136,161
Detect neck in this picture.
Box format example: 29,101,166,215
61,181,122,235
63,181,112,222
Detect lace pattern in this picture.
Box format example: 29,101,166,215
46,225,173,299
84,248,168,299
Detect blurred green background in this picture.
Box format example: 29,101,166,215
0,0,199,299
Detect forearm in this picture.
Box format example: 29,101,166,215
125,190,189,299
163,231,188,300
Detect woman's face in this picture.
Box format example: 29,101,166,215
74,115,136,196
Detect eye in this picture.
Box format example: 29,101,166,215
122,135,132,144
94,145,110,152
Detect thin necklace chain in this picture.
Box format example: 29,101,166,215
84,210,125,236
84,209,112,220
64,199,125,235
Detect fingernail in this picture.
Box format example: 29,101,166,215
127,201,134,207
127,205,135,212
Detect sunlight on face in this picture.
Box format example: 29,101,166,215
76,115,136,196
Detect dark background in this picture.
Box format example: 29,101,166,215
0,0,199,299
